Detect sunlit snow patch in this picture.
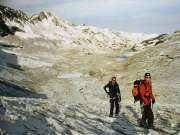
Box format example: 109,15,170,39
58,72,82,79
15,24,40,39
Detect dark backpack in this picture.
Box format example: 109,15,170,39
132,80,143,102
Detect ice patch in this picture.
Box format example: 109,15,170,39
58,72,82,79
17,56,54,68
114,56,128,62
15,25,40,39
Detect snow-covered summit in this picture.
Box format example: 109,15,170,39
19,12,157,52
31,11,56,22
0,5,157,52
30,11,71,28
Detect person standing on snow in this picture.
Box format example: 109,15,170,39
139,73,155,128
104,77,121,117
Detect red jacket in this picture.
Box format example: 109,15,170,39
139,81,155,106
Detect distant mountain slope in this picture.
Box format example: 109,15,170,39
0,4,157,53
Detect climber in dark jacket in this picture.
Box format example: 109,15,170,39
104,76,121,117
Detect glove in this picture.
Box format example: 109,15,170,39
117,93,121,102
152,99,155,104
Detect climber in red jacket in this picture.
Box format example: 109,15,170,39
139,73,155,128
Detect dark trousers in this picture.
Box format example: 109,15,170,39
142,104,154,127
110,98,119,116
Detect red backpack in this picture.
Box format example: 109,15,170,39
132,80,143,102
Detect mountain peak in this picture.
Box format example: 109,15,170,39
30,11,69,27
30,11,56,22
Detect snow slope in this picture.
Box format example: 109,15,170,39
13,10,157,53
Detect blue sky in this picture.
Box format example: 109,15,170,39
1,0,180,34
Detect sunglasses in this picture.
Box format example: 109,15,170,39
145,76,151,79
